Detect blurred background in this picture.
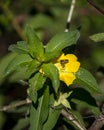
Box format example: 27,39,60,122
0,0,104,129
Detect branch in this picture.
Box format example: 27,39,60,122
0,98,31,112
88,104,104,130
61,109,87,130
88,114,104,130
2,98,104,130
0,98,86,130
87,0,104,15
65,0,76,32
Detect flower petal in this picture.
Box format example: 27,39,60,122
66,54,77,62
65,61,80,72
60,72,76,86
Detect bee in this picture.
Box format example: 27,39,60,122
60,59,69,67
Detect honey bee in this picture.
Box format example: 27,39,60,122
60,59,69,67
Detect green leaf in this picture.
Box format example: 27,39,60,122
13,118,29,130
70,88,100,116
42,63,60,93
43,108,60,130
28,88,37,104
72,99,100,116
5,54,32,76
75,67,101,94
26,25,44,60
43,94,60,130
8,41,28,54
6,59,41,83
45,30,80,61
90,33,104,42
0,53,17,84
29,104,37,130
29,86,49,130
63,125,68,130
26,14,53,29
26,59,41,77
8,67,30,82
29,72,46,91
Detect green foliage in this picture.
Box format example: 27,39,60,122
29,72,46,91
0,53,17,84
90,32,104,42
43,108,60,130
75,67,101,94
5,54,32,76
2,26,101,130
25,14,54,29
0,24,102,130
72,99,100,116
29,86,49,130
12,118,29,130
70,88,100,116
28,88,37,104
26,59,41,77
26,25,44,60
41,63,60,93
45,30,80,61
9,41,29,54
0,25,79,130
43,94,60,130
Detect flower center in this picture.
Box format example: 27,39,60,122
60,59,69,68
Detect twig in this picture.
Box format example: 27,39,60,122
0,98,86,130
88,114,104,130
65,0,76,32
1,99,104,130
0,98,31,112
88,104,104,130
0,2,26,40
61,109,87,130
87,0,104,15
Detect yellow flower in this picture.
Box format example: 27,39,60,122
54,53,80,86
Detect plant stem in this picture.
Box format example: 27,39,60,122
0,98,31,112
65,0,76,32
1,98,104,130
61,109,87,130
87,0,104,15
